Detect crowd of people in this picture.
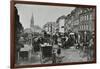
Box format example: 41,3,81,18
16,30,94,64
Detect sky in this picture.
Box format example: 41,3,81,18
15,4,75,29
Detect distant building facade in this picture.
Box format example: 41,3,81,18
79,8,95,32
56,15,66,33
30,14,42,36
64,7,95,42
65,8,82,33
43,22,56,35
64,14,72,33
79,8,95,42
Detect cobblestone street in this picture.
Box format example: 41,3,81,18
18,46,88,65
61,47,88,63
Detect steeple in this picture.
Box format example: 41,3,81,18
30,13,34,28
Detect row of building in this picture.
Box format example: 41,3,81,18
43,7,95,38
64,7,95,33
43,22,56,35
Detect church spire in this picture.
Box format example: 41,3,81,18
30,13,34,28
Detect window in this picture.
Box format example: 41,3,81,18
87,15,88,20
86,25,88,30
90,14,92,20
85,15,87,20
81,25,83,30
80,26,81,30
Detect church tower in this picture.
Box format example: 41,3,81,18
30,13,34,28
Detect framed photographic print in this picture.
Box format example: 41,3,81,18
10,0,96,68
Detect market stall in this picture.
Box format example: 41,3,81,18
40,43,53,63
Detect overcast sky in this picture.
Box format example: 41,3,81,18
15,4,75,29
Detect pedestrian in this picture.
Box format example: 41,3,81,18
57,46,63,63
52,50,56,64
87,38,93,61
82,42,88,58
57,47,61,56
64,36,68,48
53,34,58,45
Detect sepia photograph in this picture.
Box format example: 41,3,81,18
11,1,96,68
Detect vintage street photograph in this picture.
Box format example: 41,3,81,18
14,3,95,65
